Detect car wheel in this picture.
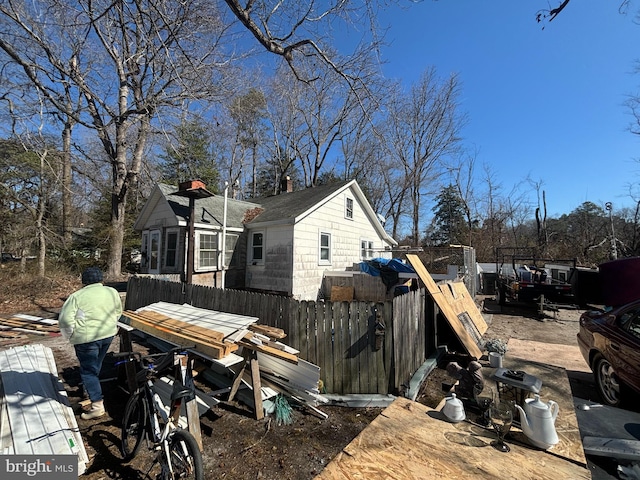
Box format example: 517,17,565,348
593,354,623,407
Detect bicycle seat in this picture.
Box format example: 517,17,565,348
171,381,195,402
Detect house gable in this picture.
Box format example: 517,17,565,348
244,180,397,299
134,180,397,299
247,180,396,248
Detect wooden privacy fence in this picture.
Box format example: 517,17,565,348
124,277,429,395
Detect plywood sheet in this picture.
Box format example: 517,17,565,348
447,281,488,335
406,254,482,358
330,286,354,302
315,397,590,480
507,338,590,373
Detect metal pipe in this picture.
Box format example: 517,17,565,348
221,182,229,289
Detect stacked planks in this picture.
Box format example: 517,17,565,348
123,303,297,365
0,314,59,338
125,302,325,414
122,310,238,359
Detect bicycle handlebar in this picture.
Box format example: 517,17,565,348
114,346,194,377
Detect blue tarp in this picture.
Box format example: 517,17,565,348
359,258,416,292
359,258,415,275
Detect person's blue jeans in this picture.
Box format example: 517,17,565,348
74,337,114,403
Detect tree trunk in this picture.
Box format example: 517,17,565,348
62,118,73,246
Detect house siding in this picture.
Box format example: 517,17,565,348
144,199,179,229
246,225,294,294
291,189,390,300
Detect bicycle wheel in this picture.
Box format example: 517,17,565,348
121,391,148,461
164,429,203,480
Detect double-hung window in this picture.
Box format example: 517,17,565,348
361,240,374,260
250,231,264,265
319,232,331,265
165,229,178,268
198,232,218,269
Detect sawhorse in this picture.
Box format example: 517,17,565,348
227,347,264,420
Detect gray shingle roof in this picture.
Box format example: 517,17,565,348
158,183,258,229
246,180,352,225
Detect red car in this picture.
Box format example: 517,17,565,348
577,300,640,407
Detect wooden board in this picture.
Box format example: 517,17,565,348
249,324,287,340
330,286,354,302
238,338,299,365
406,254,482,358
315,397,590,480
122,311,237,359
447,281,488,335
128,311,225,341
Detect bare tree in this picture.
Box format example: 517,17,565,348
0,0,234,277
448,148,479,247
229,89,268,197
384,68,466,245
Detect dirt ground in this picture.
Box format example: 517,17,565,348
0,278,601,480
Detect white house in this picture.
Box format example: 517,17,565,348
134,179,397,300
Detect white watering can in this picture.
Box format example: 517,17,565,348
514,394,559,450
441,393,466,423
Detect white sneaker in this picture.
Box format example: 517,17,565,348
81,404,105,420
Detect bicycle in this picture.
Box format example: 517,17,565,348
116,346,204,480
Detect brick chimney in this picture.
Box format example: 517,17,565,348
178,179,206,191
280,176,293,194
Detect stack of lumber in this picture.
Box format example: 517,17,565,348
124,302,299,365
0,314,59,338
122,310,238,359
125,302,325,414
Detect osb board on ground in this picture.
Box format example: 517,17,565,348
507,338,591,373
406,254,482,358
315,397,590,480
494,357,588,467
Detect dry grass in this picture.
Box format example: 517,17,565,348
0,263,81,315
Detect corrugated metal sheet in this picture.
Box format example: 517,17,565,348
154,376,219,429
0,344,89,474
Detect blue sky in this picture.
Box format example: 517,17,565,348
376,1,640,217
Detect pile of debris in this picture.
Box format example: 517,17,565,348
122,302,327,419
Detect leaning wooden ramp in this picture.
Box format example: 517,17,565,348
0,344,89,474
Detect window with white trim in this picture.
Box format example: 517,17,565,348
319,232,331,265
198,232,218,269
345,197,354,219
250,231,264,264
361,239,374,260
165,229,179,268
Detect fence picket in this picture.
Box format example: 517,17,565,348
124,277,435,395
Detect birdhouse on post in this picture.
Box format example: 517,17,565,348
171,180,214,285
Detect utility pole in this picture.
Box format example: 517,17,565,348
605,202,618,260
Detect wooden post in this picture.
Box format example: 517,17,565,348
118,327,138,395
227,348,264,420
249,352,264,420
177,354,203,452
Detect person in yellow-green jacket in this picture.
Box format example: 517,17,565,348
58,267,122,420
